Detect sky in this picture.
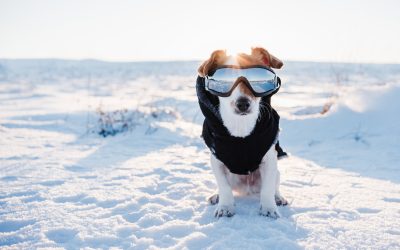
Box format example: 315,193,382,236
0,0,399,63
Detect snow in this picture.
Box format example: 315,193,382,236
0,59,400,249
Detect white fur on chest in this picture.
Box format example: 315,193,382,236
219,105,259,137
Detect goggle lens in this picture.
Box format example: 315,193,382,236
205,66,280,97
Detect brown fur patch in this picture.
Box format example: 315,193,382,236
235,53,261,66
251,47,283,69
235,77,256,99
198,50,227,76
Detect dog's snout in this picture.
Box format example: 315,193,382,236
235,97,251,112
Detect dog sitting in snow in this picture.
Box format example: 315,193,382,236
196,47,288,218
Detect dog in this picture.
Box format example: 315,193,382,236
197,47,288,219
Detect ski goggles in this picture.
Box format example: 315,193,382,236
205,65,281,97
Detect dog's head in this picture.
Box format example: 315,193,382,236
198,47,283,117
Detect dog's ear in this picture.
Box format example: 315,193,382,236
198,50,227,77
251,47,283,69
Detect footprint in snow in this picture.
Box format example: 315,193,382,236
383,197,400,203
46,228,78,243
38,180,65,186
0,190,37,199
0,176,18,182
53,194,87,203
356,207,381,214
64,164,89,172
0,219,36,233
22,194,46,203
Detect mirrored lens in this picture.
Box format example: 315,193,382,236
207,67,277,94
210,67,276,83
207,79,234,93
250,81,277,93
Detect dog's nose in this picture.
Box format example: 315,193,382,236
235,97,251,112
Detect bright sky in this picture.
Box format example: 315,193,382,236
0,0,399,63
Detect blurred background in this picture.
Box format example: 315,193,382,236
1,0,399,63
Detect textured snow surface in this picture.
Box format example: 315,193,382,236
0,60,400,249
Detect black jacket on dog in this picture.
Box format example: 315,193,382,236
196,76,280,175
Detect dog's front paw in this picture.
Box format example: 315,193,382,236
259,205,280,219
208,194,219,205
275,195,288,206
215,204,235,218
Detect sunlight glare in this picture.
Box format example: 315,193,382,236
225,45,251,57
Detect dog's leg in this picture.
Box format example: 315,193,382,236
210,154,235,217
207,193,219,205
274,170,288,206
259,147,280,219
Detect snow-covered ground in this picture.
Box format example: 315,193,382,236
0,59,400,249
